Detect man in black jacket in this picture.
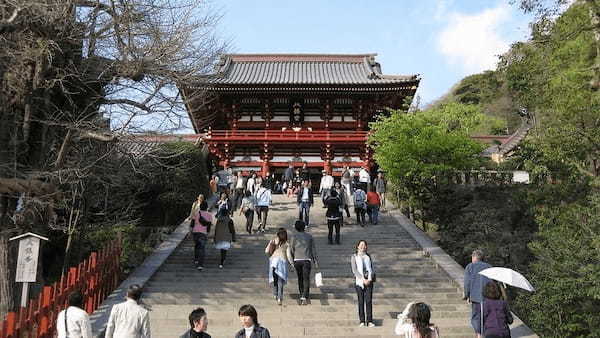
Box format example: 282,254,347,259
180,308,211,338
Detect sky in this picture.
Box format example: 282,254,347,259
215,0,534,105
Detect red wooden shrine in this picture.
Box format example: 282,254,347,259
179,54,420,175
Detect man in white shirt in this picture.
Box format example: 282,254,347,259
319,170,334,205
233,171,246,210
255,183,272,233
105,284,151,338
56,291,92,338
359,167,371,191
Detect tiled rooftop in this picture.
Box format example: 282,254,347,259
205,53,419,86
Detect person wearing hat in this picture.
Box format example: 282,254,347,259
319,169,334,206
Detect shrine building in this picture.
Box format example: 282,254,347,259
179,53,420,176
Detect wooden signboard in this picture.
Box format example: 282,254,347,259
15,236,40,283
9,232,49,307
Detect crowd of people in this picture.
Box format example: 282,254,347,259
55,160,514,338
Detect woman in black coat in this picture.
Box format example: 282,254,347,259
324,189,342,245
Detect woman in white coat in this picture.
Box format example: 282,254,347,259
350,240,375,327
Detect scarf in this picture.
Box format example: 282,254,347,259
354,253,372,288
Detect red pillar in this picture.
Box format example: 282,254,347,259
261,160,269,176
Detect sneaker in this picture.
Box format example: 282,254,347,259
196,266,203,271
277,298,282,306
300,297,307,306
218,264,223,269
359,322,365,327
367,322,375,327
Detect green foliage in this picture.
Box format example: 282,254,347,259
514,192,600,337
423,3,600,336
429,185,536,273
86,222,153,273
369,103,485,211
140,142,209,227
60,141,209,274
436,71,522,134
500,2,600,181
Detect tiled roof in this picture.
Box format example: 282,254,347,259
117,135,201,157
204,54,419,86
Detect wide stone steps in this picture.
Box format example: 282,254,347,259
143,195,473,337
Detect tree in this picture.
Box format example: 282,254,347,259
0,0,224,317
514,192,600,337
368,103,486,225
501,2,600,181
513,0,600,89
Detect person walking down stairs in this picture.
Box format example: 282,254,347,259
216,192,232,217
265,228,293,305
319,169,334,205
334,181,351,223
351,240,375,328
296,180,313,227
240,190,256,234
255,183,272,233
287,220,319,305
235,305,271,338
214,207,236,269
191,200,212,271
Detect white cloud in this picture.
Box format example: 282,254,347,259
437,4,512,74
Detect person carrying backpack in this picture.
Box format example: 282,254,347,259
353,185,367,226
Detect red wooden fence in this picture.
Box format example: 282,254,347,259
0,239,122,338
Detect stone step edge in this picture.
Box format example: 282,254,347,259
89,217,193,336
386,207,538,338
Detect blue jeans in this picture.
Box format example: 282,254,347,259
294,260,312,299
367,205,379,224
272,267,284,300
299,201,311,226
192,232,207,267
471,302,482,334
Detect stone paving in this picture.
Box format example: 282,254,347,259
142,195,477,337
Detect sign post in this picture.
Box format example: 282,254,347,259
9,232,49,307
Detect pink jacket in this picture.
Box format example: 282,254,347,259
192,211,213,233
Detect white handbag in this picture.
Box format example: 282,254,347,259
315,272,323,287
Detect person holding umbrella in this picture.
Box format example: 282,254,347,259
482,281,513,338
477,267,535,338
463,249,491,338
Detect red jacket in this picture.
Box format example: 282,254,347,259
366,191,380,206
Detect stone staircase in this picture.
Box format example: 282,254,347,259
142,195,473,337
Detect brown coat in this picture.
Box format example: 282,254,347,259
214,215,236,243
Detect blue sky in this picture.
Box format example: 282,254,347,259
215,0,533,105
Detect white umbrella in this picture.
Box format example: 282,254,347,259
479,267,535,292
